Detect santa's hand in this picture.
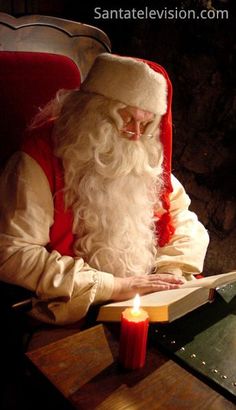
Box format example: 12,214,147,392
111,273,184,301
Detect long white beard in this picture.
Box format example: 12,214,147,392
54,94,164,277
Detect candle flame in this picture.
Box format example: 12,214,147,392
131,294,140,315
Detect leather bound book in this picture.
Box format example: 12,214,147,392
151,282,236,401
97,271,236,323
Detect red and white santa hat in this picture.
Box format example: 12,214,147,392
81,53,175,246
81,53,167,115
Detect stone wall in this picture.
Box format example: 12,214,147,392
170,25,236,275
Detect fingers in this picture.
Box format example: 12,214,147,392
111,273,185,301
149,273,185,284
130,278,183,294
150,283,180,291
132,274,185,294
129,274,185,290
132,282,180,297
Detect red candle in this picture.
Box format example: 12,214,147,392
119,294,149,369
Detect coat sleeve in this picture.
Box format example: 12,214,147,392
154,174,209,279
0,152,114,325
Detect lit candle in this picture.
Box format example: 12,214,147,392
119,294,149,369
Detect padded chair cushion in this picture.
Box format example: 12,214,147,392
0,51,81,168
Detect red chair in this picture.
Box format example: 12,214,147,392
0,13,111,350
0,12,111,169
0,51,81,168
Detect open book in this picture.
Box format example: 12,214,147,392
97,271,236,323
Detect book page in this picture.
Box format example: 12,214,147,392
181,270,236,290
102,287,201,308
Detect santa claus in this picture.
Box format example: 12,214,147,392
0,54,209,324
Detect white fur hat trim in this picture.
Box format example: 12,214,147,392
81,53,167,115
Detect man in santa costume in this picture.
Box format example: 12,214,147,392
0,54,209,325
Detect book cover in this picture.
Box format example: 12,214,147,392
152,282,236,400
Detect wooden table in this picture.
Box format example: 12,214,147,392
25,322,235,410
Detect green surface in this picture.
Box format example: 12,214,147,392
152,283,236,399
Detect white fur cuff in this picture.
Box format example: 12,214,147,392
81,53,167,115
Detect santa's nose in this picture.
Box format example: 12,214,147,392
127,122,141,141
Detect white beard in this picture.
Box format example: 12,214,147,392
54,94,164,277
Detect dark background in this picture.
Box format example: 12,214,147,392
0,0,235,275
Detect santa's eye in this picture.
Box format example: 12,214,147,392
143,120,152,127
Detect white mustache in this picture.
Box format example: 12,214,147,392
119,129,153,138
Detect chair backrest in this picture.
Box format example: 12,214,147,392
0,13,111,80
0,51,81,168
0,13,111,168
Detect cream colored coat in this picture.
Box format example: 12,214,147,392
0,152,209,324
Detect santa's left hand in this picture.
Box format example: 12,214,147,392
154,267,187,282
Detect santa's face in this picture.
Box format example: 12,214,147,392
118,106,155,141
54,93,164,277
